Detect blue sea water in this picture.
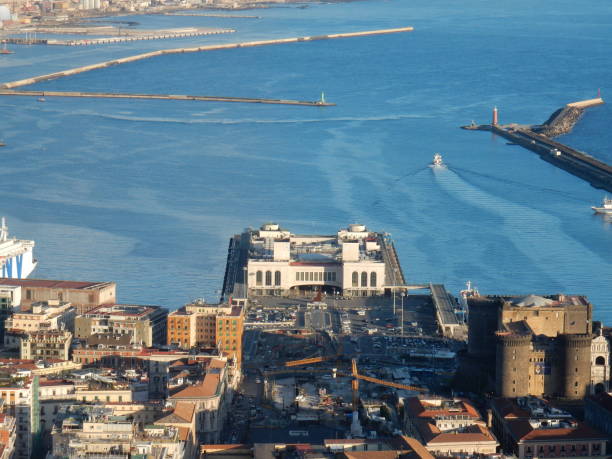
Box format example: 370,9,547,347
0,0,611,320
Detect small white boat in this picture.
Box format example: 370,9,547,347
592,196,612,215
430,153,446,168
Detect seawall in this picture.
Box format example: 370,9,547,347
536,97,604,137
0,89,335,106
0,27,413,89
461,98,611,192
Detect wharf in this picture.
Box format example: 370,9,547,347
4,27,234,46
0,26,413,89
430,283,462,339
162,12,260,18
462,98,612,192
0,89,334,106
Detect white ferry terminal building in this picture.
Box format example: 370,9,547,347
222,223,406,299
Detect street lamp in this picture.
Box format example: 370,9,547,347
400,292,405,336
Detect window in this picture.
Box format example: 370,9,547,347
361,272,367,287
265,271,272,286
370,272,377,287
332,272,336,281
256,271,263,286
295,272,300,281
595,356,605,365
352,272,358,287
274,271,281,286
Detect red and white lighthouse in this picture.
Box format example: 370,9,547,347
492,106,499,125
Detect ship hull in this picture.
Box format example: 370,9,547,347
1,250,37,279
592,207,612,215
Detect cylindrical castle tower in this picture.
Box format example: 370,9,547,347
560,333,592,399
496,332,531,397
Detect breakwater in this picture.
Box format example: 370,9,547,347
0,89,335,106
534,98,604,137
162,12,260,18
461,98,611,192
5,27,234,46
0,26,413,89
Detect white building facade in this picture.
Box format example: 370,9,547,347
591,331,610,394
244,224,399,297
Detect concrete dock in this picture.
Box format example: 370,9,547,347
162,12,260,18
5,27,234,46
461,98,612,192
0,89,335,106
0,26,413,89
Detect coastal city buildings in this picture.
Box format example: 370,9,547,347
222,223,405,299
584,392,612,452
404,396,499,456
467,293,595,398
167,301,244,365
0,278,116,314
0,413,16,459
0,379,33,459
0,222,609,459
20,329,72,360
169,356,239,444
490,396,607,458
5,300,75,333
75,303,168,346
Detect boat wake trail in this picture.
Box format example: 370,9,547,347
452,166,593,204
433,167,609,291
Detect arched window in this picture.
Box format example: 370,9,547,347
595,356,606,365
274,271,281,286
256,271,263,286
361,272,368,287
370,272,377,287
352,272,358,287
265,271,272,286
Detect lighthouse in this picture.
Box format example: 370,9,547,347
492,106,499,125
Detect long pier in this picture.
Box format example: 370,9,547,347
0,89,335,106
461,98,612,192
0,27,413,89
162,12,260,18
4,27,234,46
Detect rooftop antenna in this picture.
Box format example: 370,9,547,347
0,217,8,242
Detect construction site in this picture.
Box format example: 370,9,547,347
226,291,462,445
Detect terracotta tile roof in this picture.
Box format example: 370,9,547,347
405,397,480,420
324,439,367,445
170,373,221,399
394,436,435,459
176,426,190,442
39,379,73,387
341,452,398,459
490,397,531,419
509,419,608,442
0,278,109,289
209,358,226,369
427,424,497,444
173,402,195,423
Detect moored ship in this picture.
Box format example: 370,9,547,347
592,196,612,215
0,217,37,279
